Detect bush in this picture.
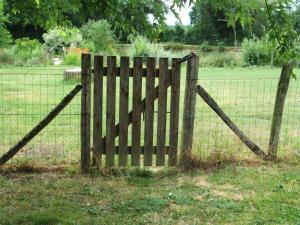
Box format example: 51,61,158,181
0,38,50,66
200,41,213,52
241,37,275,66
43,27,82,52
163,42,185,51
15,38,42,53
14,38,48,65
80,41,95,53
63,52,80,65
81,20,116,54
200,52,243,67
128,36,151,58
0,48,14,65
217,41,225,52
63,48,88,65
128,36,182,59
0,27,12,48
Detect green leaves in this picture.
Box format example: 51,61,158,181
193,0,299,68
264,0,299,64
81,20,116,54
5,0,169,41
0,0,11,47
42,27,82,49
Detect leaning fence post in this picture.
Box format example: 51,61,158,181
81,53,91,172
180,55,199,161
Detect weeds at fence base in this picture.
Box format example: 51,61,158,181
1,152,298,175
179,150,267,171
0,164,66,173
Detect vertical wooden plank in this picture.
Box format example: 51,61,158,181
93,55,103,167
181,55,199,160
81,53,91,172
106,56,117,166
169,58,181,166
131,57,143,166
156,58,168,166
144,57,155,166
119,57,129,166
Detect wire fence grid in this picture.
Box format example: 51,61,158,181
0,67,299,165
0,67,81,165
194,77,300,158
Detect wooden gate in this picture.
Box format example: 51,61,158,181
81,54,198,170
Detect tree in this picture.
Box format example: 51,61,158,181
3,0,169,42
186,0,220,44
0,0,11,47
294,2,300,33
160,24,186,43
81,20,116,54
173,24,186,42
186,0,266,45
211,0,263,48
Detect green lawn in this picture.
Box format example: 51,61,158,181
0,65,299,165
0,165,299,224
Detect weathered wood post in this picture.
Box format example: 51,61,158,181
81,53,91,172
180,55,199,162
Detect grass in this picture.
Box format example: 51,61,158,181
0,65,299,165
0,165,299,224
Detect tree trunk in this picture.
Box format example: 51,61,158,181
233,25,238,50
268,63,294,161
270,51,274,68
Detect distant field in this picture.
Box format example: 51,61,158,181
0,65,299,165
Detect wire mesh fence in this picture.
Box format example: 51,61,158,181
194,77,300,159
0,67,81,165
0,66,299,166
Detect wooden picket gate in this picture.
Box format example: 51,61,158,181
81,54,198,171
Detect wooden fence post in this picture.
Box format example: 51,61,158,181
180,55,199,161
81,53,91,172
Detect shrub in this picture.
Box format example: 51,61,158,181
0,27,12,48
0,48,14,65
15,38,42,53
81,20,116,54
163,42,185,51
217,41,225,52
80,40,95,53
128,36,183,59
43,27,82,51
14,38,48,65
63,52,80,65
0,38,50,66
63,48,87,65
129,36,151,58
200,41,213,52
241,37,275,66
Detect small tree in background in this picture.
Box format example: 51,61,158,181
81,20,116,55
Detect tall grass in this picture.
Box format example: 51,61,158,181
128,36,187,59
200,52,244,67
